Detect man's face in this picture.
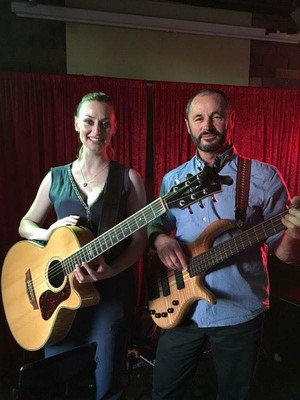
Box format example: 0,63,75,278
185,93,232,153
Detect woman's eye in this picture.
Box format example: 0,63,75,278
84,119,94,125
101,120,111,129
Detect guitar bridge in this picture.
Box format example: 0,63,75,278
25,269,38,310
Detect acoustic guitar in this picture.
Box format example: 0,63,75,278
1,166,226,351
147,209,289,329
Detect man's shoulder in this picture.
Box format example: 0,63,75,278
249,158,279,174
163,158,196,181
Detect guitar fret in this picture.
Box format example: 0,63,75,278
59,198,167,274
2,167,225,350
55,171,219,277
189,212,286,278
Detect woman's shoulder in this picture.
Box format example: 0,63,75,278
50,162,72,174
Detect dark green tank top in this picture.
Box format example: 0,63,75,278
49,162,130,238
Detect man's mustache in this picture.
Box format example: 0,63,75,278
199,129,220,138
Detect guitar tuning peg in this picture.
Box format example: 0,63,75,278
188,206,193,214
185,173,193,179
198,200,205,208
211,194,218,202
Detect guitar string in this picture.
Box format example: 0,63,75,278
27,171,220,289
29,203,287,293
147,211,287,297
188,211,287,276
27,179,200,288
28,202,163,288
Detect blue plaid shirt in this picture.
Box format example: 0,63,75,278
148,147,290,327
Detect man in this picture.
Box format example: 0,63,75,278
147,89,300,400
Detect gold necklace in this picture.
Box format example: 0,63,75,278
79,163,109,187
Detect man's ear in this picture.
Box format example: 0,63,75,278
228,110,235,130
185,118,191,134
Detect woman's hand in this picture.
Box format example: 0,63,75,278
73,256,117,283
47,215,80,239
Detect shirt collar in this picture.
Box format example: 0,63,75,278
196,145,236,171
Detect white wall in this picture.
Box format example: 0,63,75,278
66,0,252,85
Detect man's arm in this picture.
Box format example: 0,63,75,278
274,196,300,264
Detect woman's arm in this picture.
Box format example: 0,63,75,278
19,171,79,241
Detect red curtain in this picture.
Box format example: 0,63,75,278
152,81,300,199
1,73,300,376
0,72,147,373
0,72,147,265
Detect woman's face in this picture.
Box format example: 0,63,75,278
75,100,117,154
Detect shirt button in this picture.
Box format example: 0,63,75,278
203,217,207,222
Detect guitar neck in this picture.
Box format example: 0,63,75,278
189,209,288,277
62,198,167,275
58,166,224,277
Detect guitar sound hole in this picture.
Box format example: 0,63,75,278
48,259,65,288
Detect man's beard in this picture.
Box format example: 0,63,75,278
190,130,226,152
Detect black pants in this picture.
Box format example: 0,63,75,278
152,315,263,400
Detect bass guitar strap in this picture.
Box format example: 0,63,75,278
235,157,251,227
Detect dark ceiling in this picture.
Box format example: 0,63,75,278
163,0,298,16
17,0,300,32
159,0,300,32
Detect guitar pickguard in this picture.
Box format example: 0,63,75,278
39,279,71,320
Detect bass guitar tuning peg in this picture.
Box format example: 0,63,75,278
198,200,205,208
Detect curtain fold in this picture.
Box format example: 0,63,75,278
152,81,300,199
0,72,147,265
1,73,300,373
0,72,147,370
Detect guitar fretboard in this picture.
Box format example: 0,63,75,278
188,210,288,277
61,198,167,275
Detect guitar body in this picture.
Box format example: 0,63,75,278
1,226,100,351
147,219,237,329
1,168,229,350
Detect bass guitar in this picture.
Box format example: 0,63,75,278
147,209,290,329
1,166,227,351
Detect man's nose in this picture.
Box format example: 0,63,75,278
203,117,214,130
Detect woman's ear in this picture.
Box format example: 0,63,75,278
74,116,79,133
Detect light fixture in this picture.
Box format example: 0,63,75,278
11,1,300,44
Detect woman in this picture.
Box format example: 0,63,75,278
19,92,147,399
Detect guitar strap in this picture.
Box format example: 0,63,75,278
235,157,251,227
98,161,125,236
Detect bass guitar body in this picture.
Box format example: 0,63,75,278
1,226,100,351
147,219,237,329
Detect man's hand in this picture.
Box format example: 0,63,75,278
154,234,188,270
282,196,300,240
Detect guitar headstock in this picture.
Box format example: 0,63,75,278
164,166,232,211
